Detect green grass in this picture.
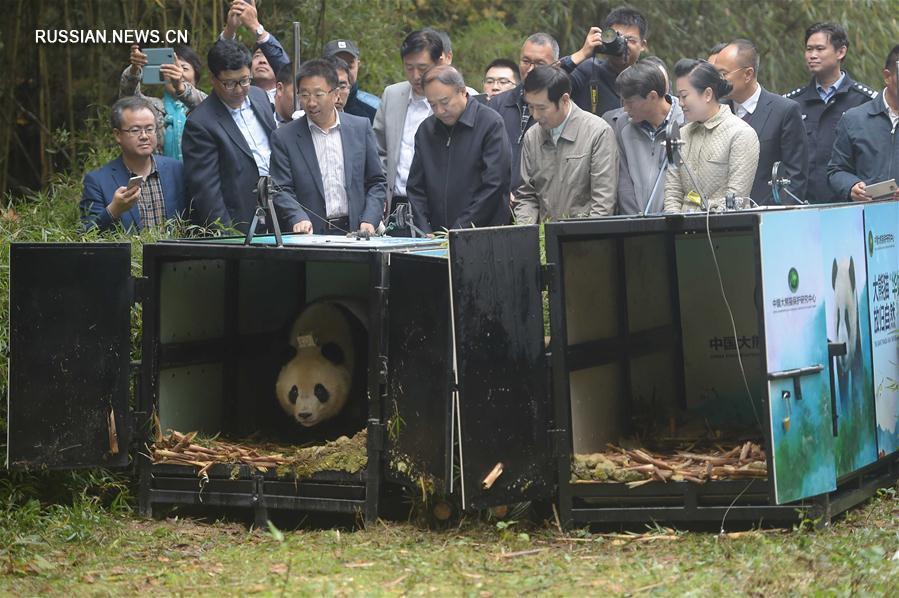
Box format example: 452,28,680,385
2,112,898,597
0,482,897,595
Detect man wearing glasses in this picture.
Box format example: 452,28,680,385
182,39,276,233
80,96,186,231
558,6,648,116
270,59,386,235
488,33,559,201
482,59,520,99
715,39,808,204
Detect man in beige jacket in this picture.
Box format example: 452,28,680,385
514,66,619,223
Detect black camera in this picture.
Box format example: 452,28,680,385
594,29,627,56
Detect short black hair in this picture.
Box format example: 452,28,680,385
297,58,339,89
276,62,294,86
423,27,452,54
674,58,732,100
523,65,571,106
174,44,203,85
805,22,850,54
484,58,521,83
326,55,352,81
616,60,666,99
604,6,648,40
110,96,155,129
400,30,444,62
207,39,252,77
886,44,899,75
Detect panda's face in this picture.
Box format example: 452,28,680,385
275,343,351,427
832,256,859,361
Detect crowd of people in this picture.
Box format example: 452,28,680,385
80,2,899,236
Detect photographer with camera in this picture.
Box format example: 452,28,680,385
558,6,648,116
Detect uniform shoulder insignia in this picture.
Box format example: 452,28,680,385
356,89,381,109
852,82,877,98
783,87,803,99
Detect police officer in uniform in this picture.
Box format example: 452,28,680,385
784,22,877,203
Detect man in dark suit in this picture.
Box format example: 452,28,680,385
81,96,186,231
182,39,276,233
715,39,809,205
269,59,386,235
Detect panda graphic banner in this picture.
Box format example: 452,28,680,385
820,206,877,476
760,210,836,505
864,202,899,457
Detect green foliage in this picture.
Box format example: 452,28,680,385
3,0,898,196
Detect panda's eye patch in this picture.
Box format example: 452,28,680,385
288,385,298,405
314,383,330,403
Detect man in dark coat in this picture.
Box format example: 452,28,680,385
784,22,877,203
488,32,558,193
716,39,809,205
827,45,899,202
182,39,276,233
407,66,512,234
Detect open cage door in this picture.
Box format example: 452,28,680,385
448,226,553,509
759,212,837,504
7,243,133,469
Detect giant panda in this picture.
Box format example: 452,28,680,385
275,300,368,439
832,257,863,410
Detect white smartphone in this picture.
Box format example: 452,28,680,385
127,175,144,189
866,179,898,200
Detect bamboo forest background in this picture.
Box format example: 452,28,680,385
1,0,897,199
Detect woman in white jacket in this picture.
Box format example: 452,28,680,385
664,59,759,213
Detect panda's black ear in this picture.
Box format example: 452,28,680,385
849,256,855,291
832,258,838,290
321,342,345,365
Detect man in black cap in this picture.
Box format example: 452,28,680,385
323,39,380,123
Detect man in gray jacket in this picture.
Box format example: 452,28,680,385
514,66,619,223
604,59,684,214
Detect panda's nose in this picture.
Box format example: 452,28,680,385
297,412,313,420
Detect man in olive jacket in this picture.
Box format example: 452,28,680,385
514,66,619,223
407,65,512,234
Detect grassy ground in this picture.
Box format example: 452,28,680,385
1,481,897,597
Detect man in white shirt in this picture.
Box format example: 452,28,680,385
715,39,808,204
182,39,276,232
373,30,446,233
270,60,386,235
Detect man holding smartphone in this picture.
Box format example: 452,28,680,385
80,97,186,231
828,45,899,202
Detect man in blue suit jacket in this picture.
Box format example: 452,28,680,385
270,59,386,235
182,39,276,233
81,96,186,231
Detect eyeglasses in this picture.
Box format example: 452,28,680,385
484,77,515,86
216,75,252,91
118,126,157,137
717,66,750,78
336,82,350,91
520,58,548,68
298,89,335,102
